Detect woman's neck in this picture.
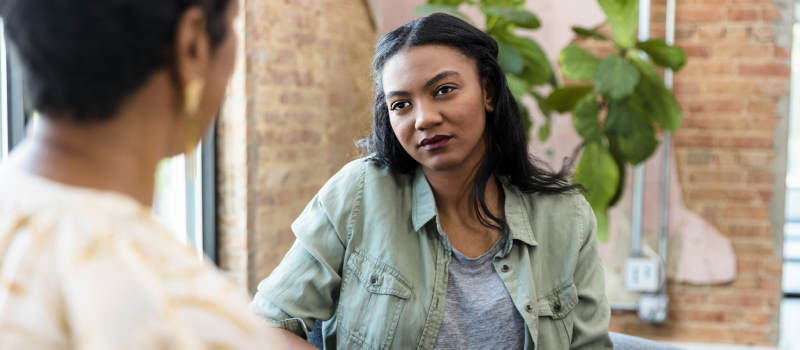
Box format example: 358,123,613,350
422,153,503,226
6,89,176,207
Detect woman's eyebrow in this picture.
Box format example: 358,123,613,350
424,71,460,89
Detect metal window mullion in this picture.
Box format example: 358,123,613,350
201,124,217,264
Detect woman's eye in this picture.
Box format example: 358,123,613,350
436,86,455,96
390,101,410,111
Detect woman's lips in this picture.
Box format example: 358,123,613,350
420,135,451,151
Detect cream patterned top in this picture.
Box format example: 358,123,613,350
0,168,282,350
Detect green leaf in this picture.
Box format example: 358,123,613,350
594,209,610,243
572,26,611,42
545,85,594,113
605,99,636,136
519,104,533,137
606,136,627,208
484,6,540,29
597,0,638,48
595,55,640,100
495,36,525,75
628,55,682,132
606,99,660,164
428,0,467,5
636,39,687,71
415,4,473,23
573,94,602,141
538,121,551,142
559,45,601,81
531,90,552,117
495,32,553,85
618,120,659,165
506,73,530,100
574,141,620,210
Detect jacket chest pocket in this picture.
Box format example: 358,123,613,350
536,282,578,350
338,248,412,350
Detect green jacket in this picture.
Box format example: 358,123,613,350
250,158,613,350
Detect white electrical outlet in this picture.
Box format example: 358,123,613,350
638,294,669,324
624,258,660,292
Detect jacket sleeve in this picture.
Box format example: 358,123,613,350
570,196,614,349
249,194,347,340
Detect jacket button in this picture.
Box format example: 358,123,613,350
501,265,510,272
553,302,562,313
371,276,379,286
525,304,533,313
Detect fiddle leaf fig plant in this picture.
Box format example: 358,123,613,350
417,0,556,134
416,0,687,242
545,0,686,241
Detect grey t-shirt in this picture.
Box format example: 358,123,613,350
433,234,526,350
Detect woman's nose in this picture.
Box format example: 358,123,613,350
414,101,443,131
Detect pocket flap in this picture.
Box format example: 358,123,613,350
537,280,578,319
347,248,412,299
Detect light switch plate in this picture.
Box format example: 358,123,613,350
624,258,660,292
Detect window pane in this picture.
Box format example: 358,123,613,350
153,148,204,261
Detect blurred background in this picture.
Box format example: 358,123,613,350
1,0,798,348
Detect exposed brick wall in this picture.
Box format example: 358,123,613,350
605,0,791,345
217,0,249,288
238,0,375,291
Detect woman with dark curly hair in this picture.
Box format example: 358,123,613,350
251,13,612,350
0,0,282,348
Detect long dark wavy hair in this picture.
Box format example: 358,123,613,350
359,13,580,231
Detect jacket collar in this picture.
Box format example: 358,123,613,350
411,167,538,247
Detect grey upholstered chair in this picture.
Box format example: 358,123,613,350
307,320,683,349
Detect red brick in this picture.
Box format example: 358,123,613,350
721,206,769,220
698,26,726,39
677,7,725,22
763,260,783,275
733,330,771,345
775,46,790,58
753,26,776,42
718,135,773,149
725,26,752,40
739,63,791,77
737,257,763,272
732,273,759,288
759,276,781,291
728,8,759,21
675,326,732,343
763,7,781,21
688,99,745,112
682,44,713,58
713,293,765,307
679,62,736,76
748,98,778,113
757,81,790,96
674,133,715,147
744,312,772,326
689,170,741,183
732,240,775,256
715,43,773,58
747,170,775,184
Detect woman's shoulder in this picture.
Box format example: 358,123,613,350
317,156,412,203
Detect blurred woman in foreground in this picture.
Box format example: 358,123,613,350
0,0,281,348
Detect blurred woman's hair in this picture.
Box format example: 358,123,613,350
359,13,580,231
0,0,232,122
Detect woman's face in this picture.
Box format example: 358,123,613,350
382,45,494,173
170,0,239,156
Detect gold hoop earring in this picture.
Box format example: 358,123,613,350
184,79,205,176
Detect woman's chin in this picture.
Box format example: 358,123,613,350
417,154,466,173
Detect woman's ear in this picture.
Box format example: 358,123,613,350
482,77,496,113
173,7,211,93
